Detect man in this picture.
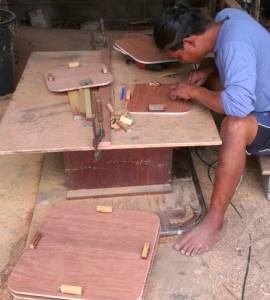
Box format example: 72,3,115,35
153,2,270,256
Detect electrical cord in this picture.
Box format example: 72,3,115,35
241,234,252,300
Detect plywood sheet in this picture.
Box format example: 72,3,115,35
8,205,160,300
44,63,113,92
127,84,192,114
64,148,172,189
114,35,177,64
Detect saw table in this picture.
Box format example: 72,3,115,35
0,49,221,201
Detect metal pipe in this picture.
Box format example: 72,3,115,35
160,149,207,237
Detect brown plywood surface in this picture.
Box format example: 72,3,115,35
64,148,172,190
8,204,160,300
114,35,177,64
128,84,192,114
44,63,113,92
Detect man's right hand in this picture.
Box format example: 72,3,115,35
187,69,210,87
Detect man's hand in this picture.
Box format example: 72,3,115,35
170,82,196,101
187,69,209,86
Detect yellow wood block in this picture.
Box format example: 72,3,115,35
141,242,150,259
68,61,80,68
84,88,92,119
78,89,87,114
120,115,133,126
126,89,131,100
96,205,113,213
60,285,82,296
67,90,79,113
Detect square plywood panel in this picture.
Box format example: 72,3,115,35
114,35,177,64
128,84,192,114
8,204,160,300
44,63,113,92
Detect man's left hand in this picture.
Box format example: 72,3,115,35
170,81,196,101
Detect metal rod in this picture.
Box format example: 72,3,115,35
160,149,207,237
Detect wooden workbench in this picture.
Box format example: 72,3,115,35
0,50,221,154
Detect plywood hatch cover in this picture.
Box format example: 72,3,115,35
8,204,160,300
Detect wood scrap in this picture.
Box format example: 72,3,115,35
96,205,113,213
59,285,82,296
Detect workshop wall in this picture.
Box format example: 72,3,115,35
6,0,207,29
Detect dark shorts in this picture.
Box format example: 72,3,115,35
246,112,270,156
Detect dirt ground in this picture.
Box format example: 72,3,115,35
0,26,270,300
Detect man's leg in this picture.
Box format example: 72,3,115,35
175,115,258,256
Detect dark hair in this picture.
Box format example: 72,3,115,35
153,0,210,51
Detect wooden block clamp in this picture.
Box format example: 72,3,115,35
60,285,83,296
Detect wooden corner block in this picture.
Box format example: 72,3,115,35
96,206,113,213
60,285,83,296
141,242,150,259
68,61,80,68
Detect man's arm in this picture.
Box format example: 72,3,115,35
191,86,224,114
188,58,218,86
170,82,224,114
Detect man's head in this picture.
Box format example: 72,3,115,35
153,0,211,63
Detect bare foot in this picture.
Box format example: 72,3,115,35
174,212,224,256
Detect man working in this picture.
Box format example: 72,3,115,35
154,1,270,256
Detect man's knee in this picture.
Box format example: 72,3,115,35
221,115,258,145
221,116,247,144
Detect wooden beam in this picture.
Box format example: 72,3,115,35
254,0,261,20
222,0,242,10
67,184,173,199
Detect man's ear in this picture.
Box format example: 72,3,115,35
183,36,196,50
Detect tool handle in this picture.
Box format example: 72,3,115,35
95,98,103,123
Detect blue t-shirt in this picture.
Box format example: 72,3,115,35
214,8,270,118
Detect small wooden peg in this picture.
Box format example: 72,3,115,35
47,73,55,82
101,64,108,74
141,242,150,259
29,232,43,249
